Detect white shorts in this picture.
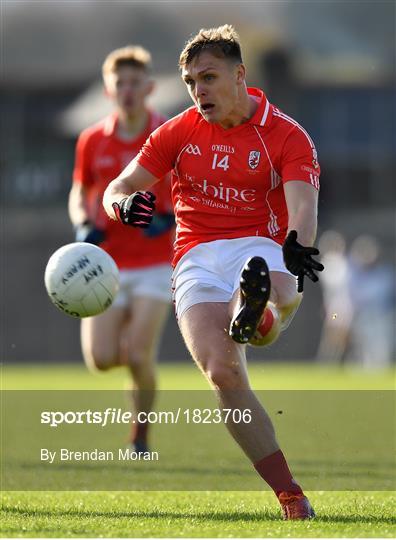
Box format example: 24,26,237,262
171,237,292,320
112,264,172,308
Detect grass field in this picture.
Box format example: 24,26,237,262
1,362,395,538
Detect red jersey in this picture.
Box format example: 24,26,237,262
136,88,320,267
73,111,173,269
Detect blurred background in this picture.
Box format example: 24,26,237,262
1,0,395,368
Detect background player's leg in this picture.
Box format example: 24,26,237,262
124,296,170,449
80,305,127,371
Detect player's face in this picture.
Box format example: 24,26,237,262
105,66,153,116
182,52,245,126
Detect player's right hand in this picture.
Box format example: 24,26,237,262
112,191,156,228
75,221,105,245
282,230,324,293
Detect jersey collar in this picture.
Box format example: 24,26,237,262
247,87,272,128
102,111,153,139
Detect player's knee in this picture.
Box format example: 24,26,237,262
204,362,244,390
92,361,112,372
84,348,118,372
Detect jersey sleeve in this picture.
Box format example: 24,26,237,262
136,116,184,179
280,126,320,190
72,130,95,188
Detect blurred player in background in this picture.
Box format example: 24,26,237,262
316,230,353,363
348,234,394,369
68,46,174,453
103,26,323,519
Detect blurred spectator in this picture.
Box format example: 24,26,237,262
316,230,353,363
348,235,395,369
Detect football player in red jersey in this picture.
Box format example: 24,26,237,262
103,27,323,519
69,46,174,453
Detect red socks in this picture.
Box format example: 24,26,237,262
254,449,303,496
131,420,148,445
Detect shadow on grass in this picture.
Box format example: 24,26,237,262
319,514,396,525
2,505,396,525
2,505,278,523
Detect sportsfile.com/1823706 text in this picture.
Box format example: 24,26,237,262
40,408,253,428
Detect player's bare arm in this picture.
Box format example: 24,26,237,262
68,182,89,227
283,181,324,291
284,181,319,246
68,182,105,245
103,159,159,220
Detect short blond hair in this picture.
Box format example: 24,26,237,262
102,45,152,80
179,24,242,68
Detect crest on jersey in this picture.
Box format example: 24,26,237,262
312,147,319,169
248,150,260,169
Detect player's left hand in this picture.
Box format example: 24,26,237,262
144,213,175,237
112,191,156,228
282,230,324,292
74,221,105,245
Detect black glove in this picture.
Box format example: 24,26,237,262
144,213,175,238
112,191,156,228
282,230,324,293
75,221,105,245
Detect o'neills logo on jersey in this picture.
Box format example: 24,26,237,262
248,150,261,169
191,179,256,204
185,144,202,155
211,144,235,154
95,155,115,167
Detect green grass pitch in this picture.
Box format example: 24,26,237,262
1,362,395,538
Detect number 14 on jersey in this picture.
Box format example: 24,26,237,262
212,153,230,171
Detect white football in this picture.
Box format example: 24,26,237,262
44,243,120,318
